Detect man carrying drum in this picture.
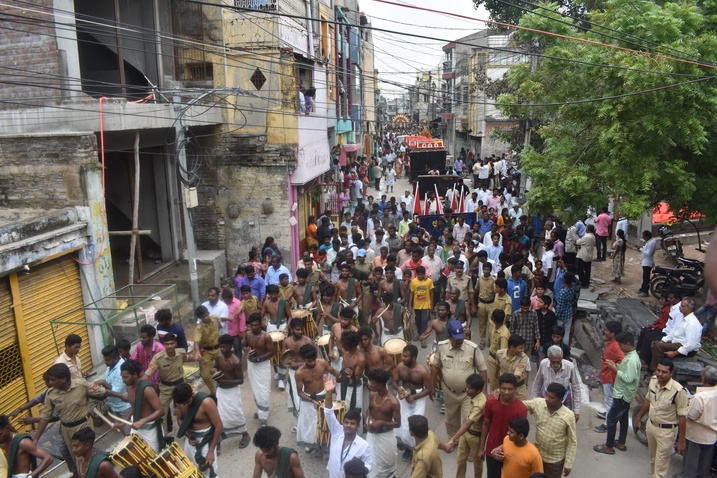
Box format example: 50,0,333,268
173,382,223,478
365,369,400,478
359,326,396,428
243,313,275,427
392,344,433,462
295,344,340,455
420,301,451,351
317,285,342,333
339,331,366,414
329,308,359,371
261,285,292,391
335,263,363,318
292,268,318,338
283,318,314,418
116,359,165,452
215,334,251,449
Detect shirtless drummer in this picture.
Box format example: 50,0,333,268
282,318,313,417
328,308,358,371
243,313,275,426
214,334,251,448
419,301,451,351
392,344,433,461
294,344,340,454
365,369,400,477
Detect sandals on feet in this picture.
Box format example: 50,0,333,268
593,444,615,455
614,442,627,451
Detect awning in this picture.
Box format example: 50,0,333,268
342,143,362,152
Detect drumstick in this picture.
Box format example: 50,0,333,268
91,409,116,428
317,297,324,312
373,305,391,323
107,412,133,426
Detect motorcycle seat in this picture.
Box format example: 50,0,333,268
653,265,681,275
677,257,704,268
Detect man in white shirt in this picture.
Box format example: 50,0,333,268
509,203,523,228
323,378,372,478
201,286,229,332
476,185,491,205
453,216,470,244
401,189,413,213
639,230,657,297
265,256,292,285
422,245,444,282
465,192,479,220
651,298,702,370
486,233,503,263
353,178,364,207
369,230,389,256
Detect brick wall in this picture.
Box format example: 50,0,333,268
194,133,297,272
0,0,62,108
0,134,97,210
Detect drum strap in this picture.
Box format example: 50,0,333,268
347,279,356,304
177,393,217,439
390,304,403,334
331,302,342,318
393,280,401,303
86,453,109,478
8,434,36,476
133,380,165,448
340,369,359,410
453,300,465,321
442,321,449,341
276,447,296,478
190,428,219,478
277,299,286,328
302,284,313,306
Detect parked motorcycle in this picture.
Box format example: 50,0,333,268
657,225,684,263
649,256,704,299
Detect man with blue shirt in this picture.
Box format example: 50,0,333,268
266,255,292,286
486,233,503,263
242,265,266,300
99,345,131,433
478,211,494,235
156,308,188,349
507,264,528,313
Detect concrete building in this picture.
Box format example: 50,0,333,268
442,31,526,160
0,0,222,424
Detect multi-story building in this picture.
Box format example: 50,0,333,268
0,0,377,420
442,31,525,160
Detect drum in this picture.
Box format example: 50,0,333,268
269,330,286,365
315,333,331,361
383,337,407,366
149,441,201,478
426,352,442,391
292,309,317,338
316,401,346,447
109,434,156,477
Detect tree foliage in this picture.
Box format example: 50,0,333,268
493,0,717,222
473,0,598,27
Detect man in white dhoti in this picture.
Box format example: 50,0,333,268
173,383,223,478
295,344,341,453
365,369,400,478
214,335,251,448
392,344,432,461
118,359,165,453
323,377,372,478
243,313,275,426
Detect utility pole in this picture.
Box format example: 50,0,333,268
174,97,201,310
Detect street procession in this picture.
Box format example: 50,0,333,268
1,0,717,478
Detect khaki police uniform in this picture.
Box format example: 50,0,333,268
42,379,106,464
456,392,486,478
146,348,186,436
487,324,511,391
487,293,512,347
195,316,222,394
433,339,487,437
495,349,529,399
645,376,688,478
447,275,474,302
475,275,496,348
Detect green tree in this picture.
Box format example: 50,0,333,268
494,0,717,221
473,0,598,27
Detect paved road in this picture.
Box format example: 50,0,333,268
49,173,661,477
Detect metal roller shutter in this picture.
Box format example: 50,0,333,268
17,256,91,396
0,278,28,431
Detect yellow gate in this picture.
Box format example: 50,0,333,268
16,256,91,396
0,277,27,430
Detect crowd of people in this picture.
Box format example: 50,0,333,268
2,137,717,478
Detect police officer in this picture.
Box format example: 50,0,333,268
193,305,222,394
634,358,688,478
431,320,488,436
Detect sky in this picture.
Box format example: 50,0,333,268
359,0,490,98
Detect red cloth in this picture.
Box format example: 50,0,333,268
227,297,246,336
648,305,671,330
483,396,528,453
600,339,625,385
